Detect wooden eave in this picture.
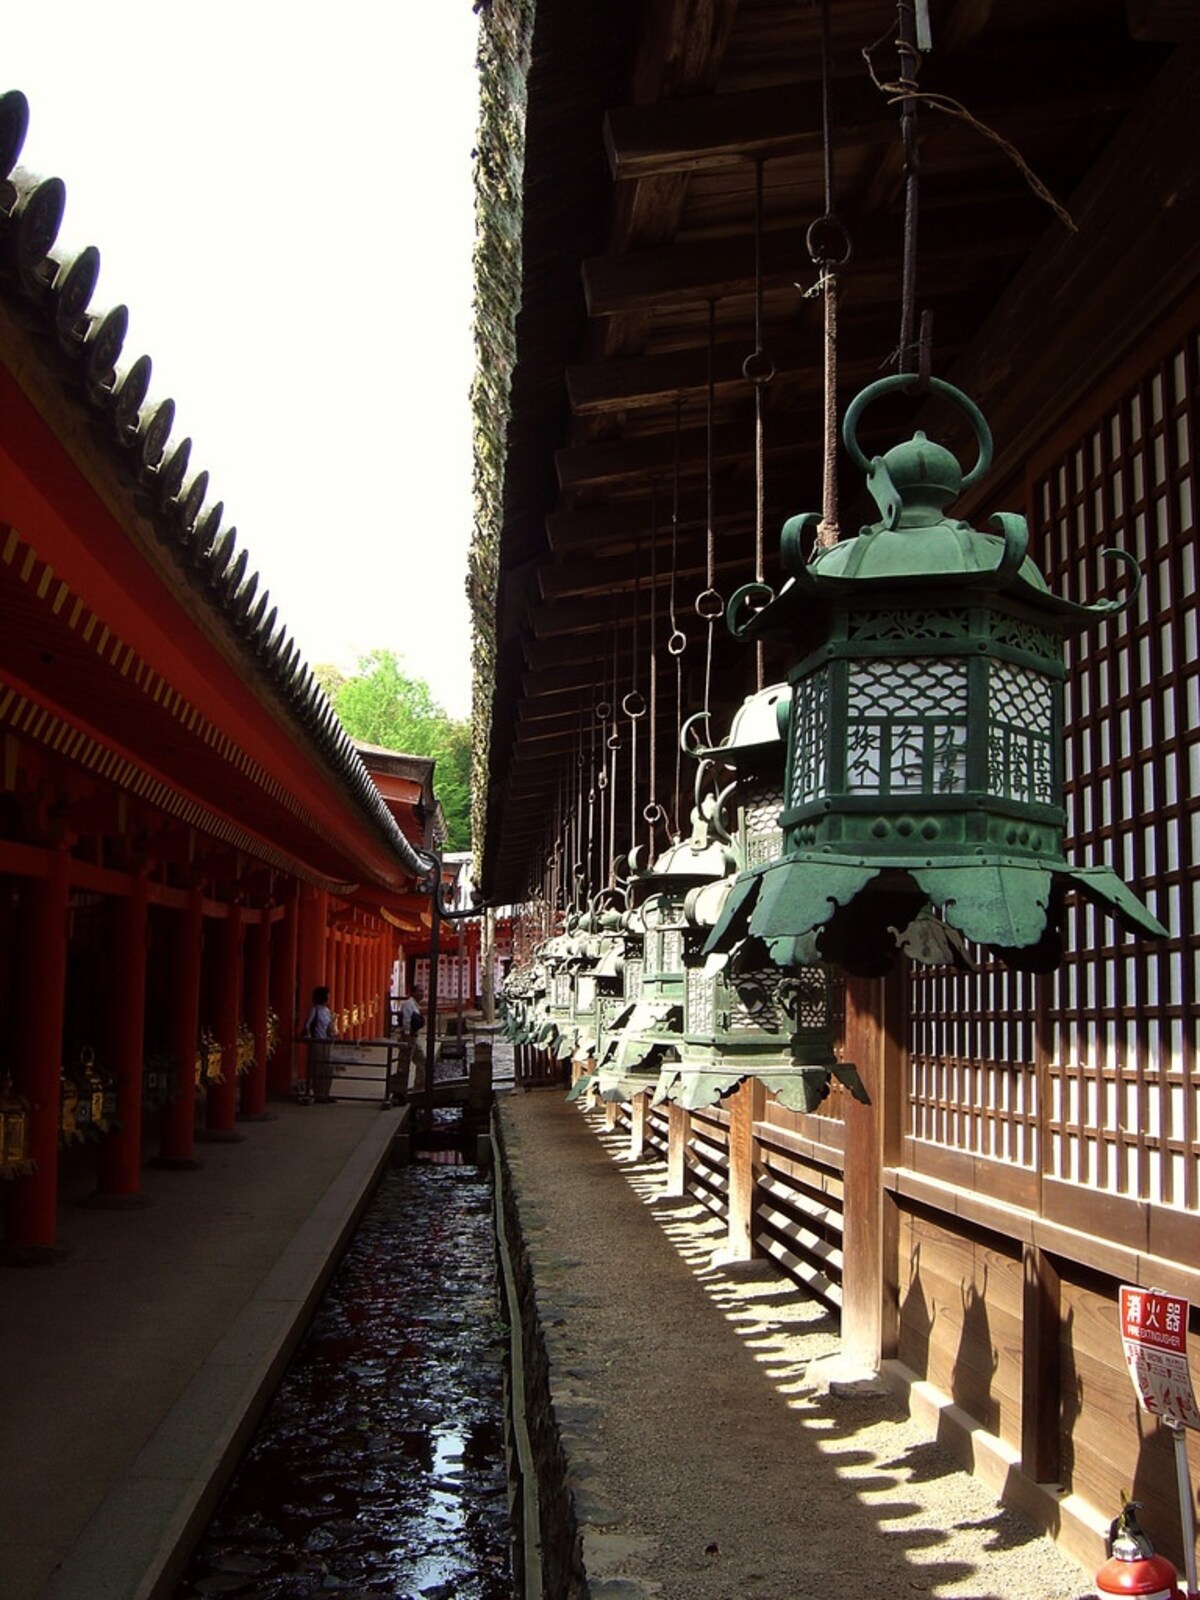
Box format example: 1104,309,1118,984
0,121,429,893
478,0,1197,903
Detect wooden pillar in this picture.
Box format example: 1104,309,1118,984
666,1102,690,1196
841,966,906,1372
482,908,496,1024
297,885,329,1030
205,904,243,1135
1021,1244,1062,1482
330,926,345,1034
98,871,149,1199
159,888,203,1166
629,1091,649,1160
269,896,299,1094
6,846,70,1256
353,930,364,1037
240,914,271,1119
726,1075,765,1262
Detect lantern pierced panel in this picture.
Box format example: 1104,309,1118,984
742,781,785,867
686,966,717,1034
848,608,971,642
845,658,969,795
791,667,828,806
986,661,1055,804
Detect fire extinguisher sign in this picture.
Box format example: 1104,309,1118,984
1119,1286,1200,1429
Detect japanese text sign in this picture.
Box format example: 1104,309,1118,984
1120,1286,1200,1430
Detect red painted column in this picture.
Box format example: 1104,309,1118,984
241,913,271,1120
331,926,345,1035
352,931,364,1037
297,886,328,1029
98,871,149,1199
269,893,299,1094
160,889,203,1165
6,846,70,1258
205,904,243,1136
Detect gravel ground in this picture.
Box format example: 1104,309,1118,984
498,1088,1094,1600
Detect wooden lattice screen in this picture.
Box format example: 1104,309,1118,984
1042,323,1199,1209
906,317,1200,1211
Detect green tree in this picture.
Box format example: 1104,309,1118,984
316,650,471,850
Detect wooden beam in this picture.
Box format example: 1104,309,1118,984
583,201,1048,317
1127,0,1200,40
603,54,1141,180
556,418,805,491
605,79,893,181
950,44,1200,515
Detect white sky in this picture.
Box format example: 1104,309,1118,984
4,2,481,719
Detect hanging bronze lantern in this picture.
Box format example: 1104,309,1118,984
709,376,1166,976
575,810,733,1104
0,1074,34,1177
652,688,864,1113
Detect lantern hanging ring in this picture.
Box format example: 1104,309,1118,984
695,587,724,621
727,580,776,640
667,627,687,656
680,708,714,759
806,213,852,268
595,698,612,721
643,800,666,827
842,373,993,485
742,348,776,385
622,689,647,719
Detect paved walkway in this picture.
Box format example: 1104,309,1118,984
497,1087,1095,1600
1,1099,401,1600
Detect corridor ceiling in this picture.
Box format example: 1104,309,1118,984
478,0,1197,903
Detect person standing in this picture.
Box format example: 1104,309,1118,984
301,985,337,1102
397,985,424,1038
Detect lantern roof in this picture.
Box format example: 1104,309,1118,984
733,378,1141,644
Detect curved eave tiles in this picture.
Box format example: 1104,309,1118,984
0,89,429,882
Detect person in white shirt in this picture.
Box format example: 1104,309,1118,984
302,985,337,1102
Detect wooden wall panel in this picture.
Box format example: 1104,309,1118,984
1058,1261,1200,1566
898,1205,1025,1450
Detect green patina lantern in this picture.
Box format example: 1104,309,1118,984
660,687,864,1112
710,376,1166,975
572,819,733,1104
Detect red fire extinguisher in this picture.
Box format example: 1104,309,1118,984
1095,1502,1183,1599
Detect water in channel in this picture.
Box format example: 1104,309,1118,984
176,1161,513,1600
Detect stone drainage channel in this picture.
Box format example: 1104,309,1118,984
174,1123,528,1600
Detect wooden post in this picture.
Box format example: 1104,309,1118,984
269,894,299,1094
1021,1243,1062,1482
206,904,243,1135
296,885,328,1033
604,1098,620,1130
726,1075,765,1261
482,907,496,1024
6,846,70,1255
629,1091,649,1159
240,913,271,1119
840,965,906,1372
98,870,148,1198
159,888,203,1166
666,1102,690,1196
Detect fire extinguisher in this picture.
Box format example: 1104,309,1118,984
1095,1502,1183,1599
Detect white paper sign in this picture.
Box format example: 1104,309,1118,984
1120,1286,1200,1430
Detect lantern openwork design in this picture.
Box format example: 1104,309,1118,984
710,376,1166,975
669,686,865,1112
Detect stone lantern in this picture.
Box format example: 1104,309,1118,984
709,376,1166,975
